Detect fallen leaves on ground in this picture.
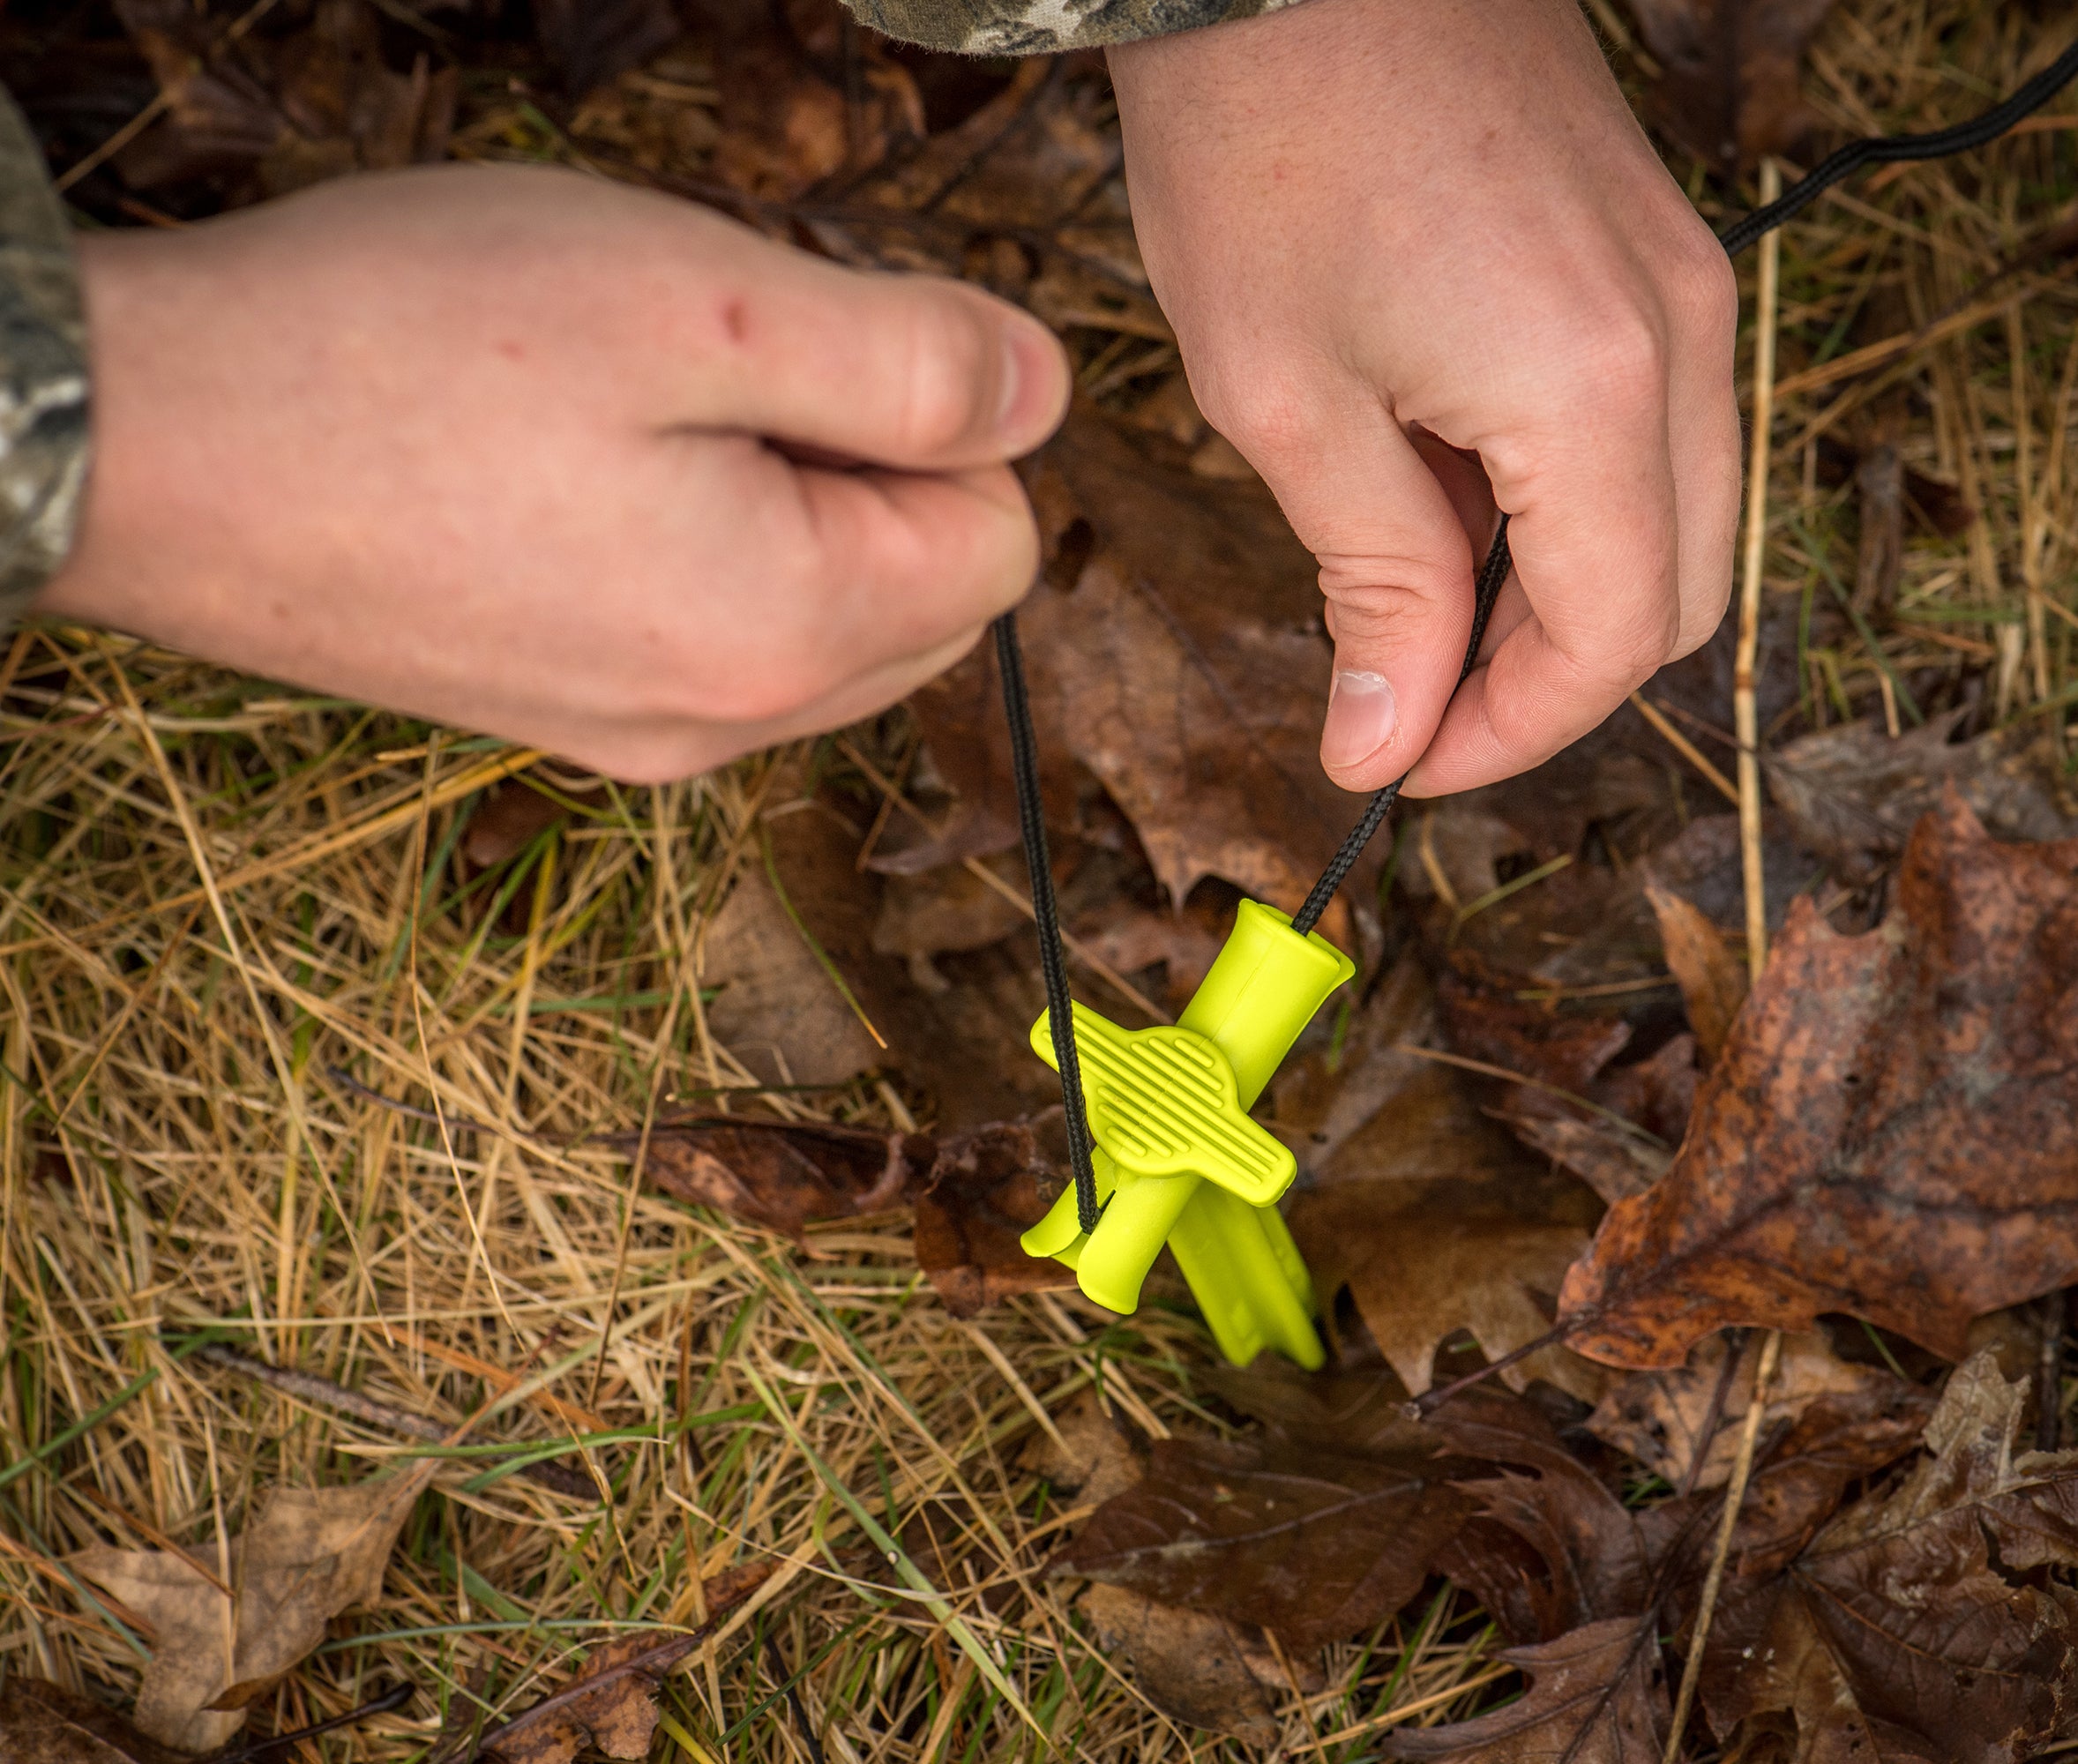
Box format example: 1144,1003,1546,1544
1281,961,1606,1402
112,0,455,200
617,1117,931,1240
0,1679,187,1764
1079,1586,1285,1745
1587,1329,1920,1491
1561,793,2078,1369
1622,0,1839,176
905,407,1359,923
1702,1352,2078,1763
70,1464,436,1752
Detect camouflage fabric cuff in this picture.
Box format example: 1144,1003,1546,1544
0,88,88,629
844,0,1308,56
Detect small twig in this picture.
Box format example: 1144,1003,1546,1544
1629,692,1738,804
1736,157,1783,983
765,1629,829,1764
1409,1325,1569,1417
209,1683,414,1764
1391,1043,1669,1148
190,1342,597,1499
1662,1328,1783,1763
325,1066,562,1152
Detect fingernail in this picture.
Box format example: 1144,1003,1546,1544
1321,670,1398,774
996,333,1028,433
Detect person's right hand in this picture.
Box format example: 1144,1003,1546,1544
35,164,1069,781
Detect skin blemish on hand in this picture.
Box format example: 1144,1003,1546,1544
721,297,750,344
496,339,525,363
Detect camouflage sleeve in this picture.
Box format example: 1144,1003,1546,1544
844,0,1307,55
0,89,88,628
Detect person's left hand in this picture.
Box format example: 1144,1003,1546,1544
1108,0,1742,800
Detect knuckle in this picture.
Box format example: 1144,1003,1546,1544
1195,372,1312,460
1573,312,1669,407
1667,230,1739,347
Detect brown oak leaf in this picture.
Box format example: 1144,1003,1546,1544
1560,793,2078,1369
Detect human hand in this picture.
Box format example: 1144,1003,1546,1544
1108,0,1740,797
37,164,1069,781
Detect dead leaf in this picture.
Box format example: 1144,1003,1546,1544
0,1679,186,1764
618,1117,931,1240
1702,1351,2078,1763
1561,793,2078,1370
71,1465,435,1752
1205,1357,1434,1460
1401,1374,1934,1763
1377,1392,1680,1760
1428,1388,1666,1648
1384,1617,1671,1762
1282,966,1605,1401
1502,1110,1669,1206
1020,1387,1146,1509
1587,1331,1910,1491
913,1114,1077,1315
1078,1584,1282,1745
1766,709,2078,885
484,1634,661,1764
1647,883,1747,1066
1049,1431,1471,1649
1301,1201,1600,1402
870,856,1027,987
701,863,883,1089
906,408,1360,923
1622,0,1840,176
756,769,1062,1131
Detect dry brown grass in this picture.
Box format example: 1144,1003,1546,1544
5,0,2078,1759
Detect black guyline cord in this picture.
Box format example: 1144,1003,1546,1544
997,37,2078,1237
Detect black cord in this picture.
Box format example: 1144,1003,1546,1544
1718,35,2078,255
993,614,1102,1233
997,33,2078,1209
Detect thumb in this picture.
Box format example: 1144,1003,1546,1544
694,235,1071,471
1223,397,1484,792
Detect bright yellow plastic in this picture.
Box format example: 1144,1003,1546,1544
1019,899,1356,1368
